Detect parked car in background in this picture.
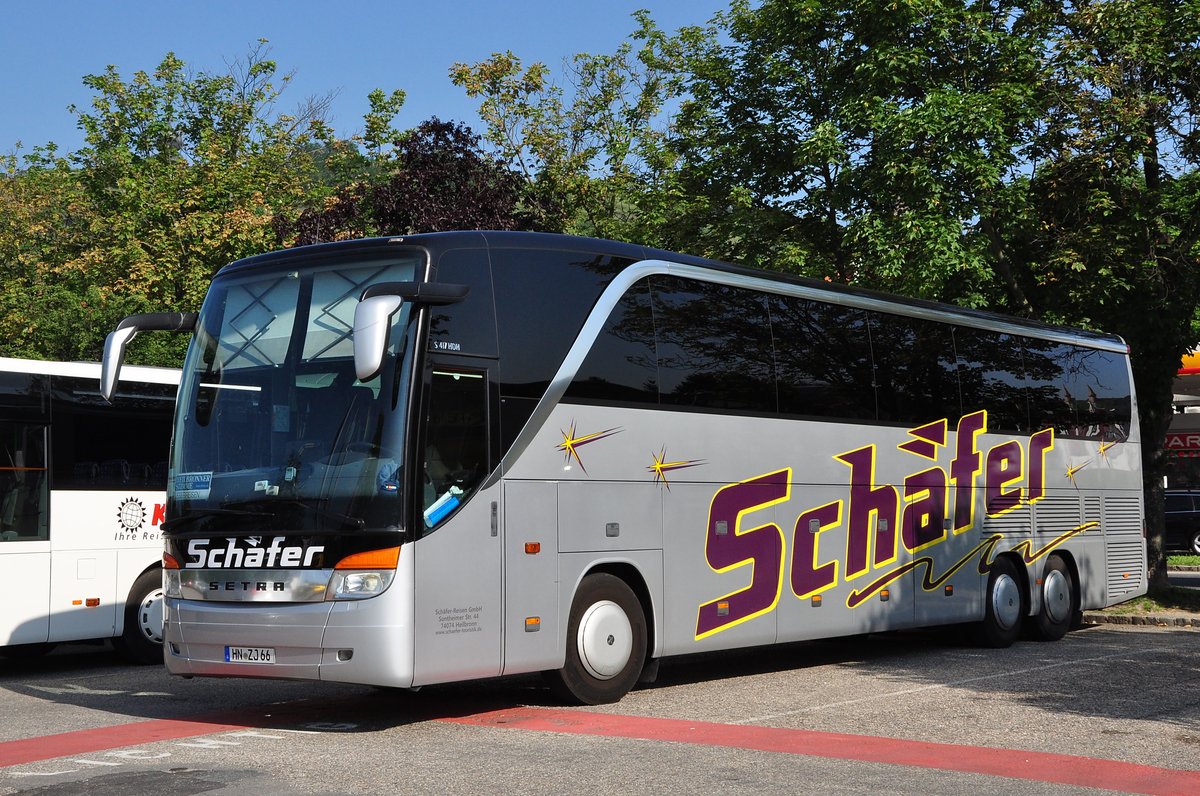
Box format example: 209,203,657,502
1165,490,1200,554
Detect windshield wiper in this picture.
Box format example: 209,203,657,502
160,507,272,532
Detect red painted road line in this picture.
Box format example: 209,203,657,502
0,717,247,768
5,702,1198,795
445,708,1200,796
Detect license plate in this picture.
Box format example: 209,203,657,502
225,646,275,664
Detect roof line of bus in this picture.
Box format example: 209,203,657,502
214,231,1126,351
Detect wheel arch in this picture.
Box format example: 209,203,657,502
1045,549,1082,613
580,560,658,662
114,563,162,637
994,550,1032,616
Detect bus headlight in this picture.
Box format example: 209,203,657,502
328,570,395,600
326,546,401,601
163,569,182,599
163,552,182,599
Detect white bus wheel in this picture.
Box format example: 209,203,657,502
547,573,646,705
970,557,1025,648
114,569,165,665
1030,555,1078,642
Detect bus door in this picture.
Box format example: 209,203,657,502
0,422,50,646
411,362,503,686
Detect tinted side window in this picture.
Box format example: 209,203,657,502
0,421,48,541
771,296,876,420
953,328,1029,434
428,248,497,358
493,249,632,402
1024,342,1131,440
566,280,658,406
870,313,961,425
0,371,49,421
652,277,776,413
1165,494,1193,512
50,377,177,489
492,249,632,453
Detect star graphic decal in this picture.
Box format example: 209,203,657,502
556,421,621,474
647,447,706,489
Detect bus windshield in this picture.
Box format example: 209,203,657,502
168,254,421,536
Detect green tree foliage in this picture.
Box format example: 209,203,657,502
280,118,535,245
0,43,335,364
450,10,691,241
457,1,1198,588
1007,0,1200,585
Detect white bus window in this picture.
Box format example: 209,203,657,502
0,423,47,541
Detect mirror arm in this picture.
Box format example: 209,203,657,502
101,312,197,402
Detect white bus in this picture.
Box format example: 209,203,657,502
0,357,179,663
102,232,1145,702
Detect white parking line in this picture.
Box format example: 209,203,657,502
733,646,1171,724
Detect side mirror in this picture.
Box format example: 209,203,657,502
100,326,140,402
352,281,470,381
100,312,198,402
353,295,404,381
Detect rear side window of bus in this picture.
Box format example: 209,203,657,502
1025,342,1131,440
0,422,47,541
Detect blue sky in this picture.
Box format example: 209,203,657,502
1,0,730,156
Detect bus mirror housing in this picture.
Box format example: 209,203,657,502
354,295,404,381
354,281,470,381
101,312,198,402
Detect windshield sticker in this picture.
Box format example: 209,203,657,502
175,471,213,500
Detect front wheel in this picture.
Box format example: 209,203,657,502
1029,555,1077,641
547,573,647,705
1190,528,1200,555
113,569,165,665
970,557,1026,648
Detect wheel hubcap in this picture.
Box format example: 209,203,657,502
577,600,632,680
139,589,165,644
1043,569,1070,624
992,574,1021,631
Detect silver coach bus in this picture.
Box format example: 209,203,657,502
101,232,1145,703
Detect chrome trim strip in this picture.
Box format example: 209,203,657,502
178,569,330,602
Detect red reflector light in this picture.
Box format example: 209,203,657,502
525,542,541,554
163,552,181,570
85,598,100,607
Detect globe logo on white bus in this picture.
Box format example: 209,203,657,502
117,498,146,532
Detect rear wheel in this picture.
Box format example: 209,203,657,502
547,573,647,705
971,557,1025,648
1190,528,1200,555
1029,555,1077,641
113,569,164,665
